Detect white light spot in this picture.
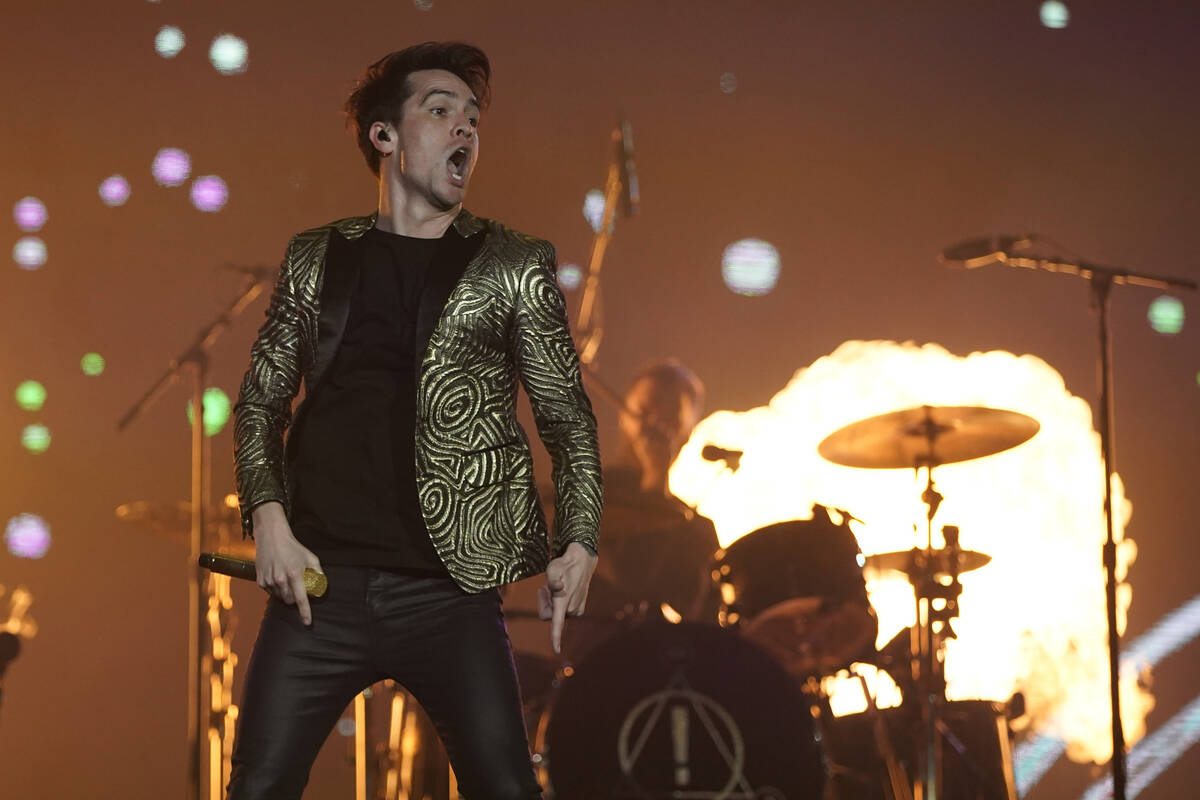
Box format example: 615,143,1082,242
582,189,606,233
557,263,583,290
721,238,780,296
155,25,185,58
13,237,47,270
209,33,249,75
720,72,738,93
335,717,356,736
1040,1,1070,29
5,513,51,559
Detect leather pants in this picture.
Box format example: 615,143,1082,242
227,565,543,799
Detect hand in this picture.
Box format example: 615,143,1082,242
251,502,323,626
538,542,598,654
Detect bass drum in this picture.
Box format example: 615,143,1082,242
535,621,824,799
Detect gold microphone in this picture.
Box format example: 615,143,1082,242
199,552,328,597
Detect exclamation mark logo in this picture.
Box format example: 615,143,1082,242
671,705,690,787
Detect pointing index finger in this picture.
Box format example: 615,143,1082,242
551,592,568,654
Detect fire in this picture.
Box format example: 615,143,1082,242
668,340,1151,763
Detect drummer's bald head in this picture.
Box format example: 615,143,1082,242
626,359,706,415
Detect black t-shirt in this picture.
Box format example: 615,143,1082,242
288,226,446,572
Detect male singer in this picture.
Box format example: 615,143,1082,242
229,42,601,798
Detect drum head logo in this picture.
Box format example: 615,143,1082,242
615,675,783,799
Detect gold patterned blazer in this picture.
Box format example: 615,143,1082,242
233,209,602,592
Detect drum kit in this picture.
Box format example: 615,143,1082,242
521,403,1037,800
118,404,1039,800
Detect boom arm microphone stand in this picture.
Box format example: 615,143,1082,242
117,267,273,800
941,239,1197,800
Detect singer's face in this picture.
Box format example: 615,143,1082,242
620,377,699,478
389,69,480,211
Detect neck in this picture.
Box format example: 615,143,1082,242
376,175,460,238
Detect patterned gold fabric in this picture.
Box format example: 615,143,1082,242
233,210,602,592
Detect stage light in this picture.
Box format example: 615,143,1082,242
152,148,191,187
209,34,248,76
21,424,51,454
155,25,185,59
720,72,738,93
1147,295,1184,335
557,263,583,290
5,514,50,559
99,175,131,207
1040,1,1070,29
81,353,105,376
15,381,46,411
583,189,605,232
13,197,47,231
721,238,780,296
191,175,229,212
13,237,47,270
185,387,232,437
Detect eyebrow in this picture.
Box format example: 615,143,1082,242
420,88,480,111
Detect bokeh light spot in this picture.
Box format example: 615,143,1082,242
13,197,47,231
721,238,781,296
185,387,232,437
190,175,229,212
155,25,185,59
15,380,46,411
1148,296,1184,335
152,148,191,187
582,189,606,233
720,72,738,93
13,236,47,270
1040,1,1070,29
336,717,356,736
21,424,51,454
99,175,131,207
209,34,248,75
413,0,434,9
557,263,583,290
5,514,50,559
81,353,106,376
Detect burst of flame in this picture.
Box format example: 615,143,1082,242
668,340,1150,764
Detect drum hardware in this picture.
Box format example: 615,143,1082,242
819,405,1037,800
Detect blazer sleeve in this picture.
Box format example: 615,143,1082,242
510,239,603,557
232,235,306,537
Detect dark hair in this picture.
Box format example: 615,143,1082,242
344,42,491,176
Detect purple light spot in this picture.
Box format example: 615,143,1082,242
190,175,229,212
14,197,47,232
152,147,191,187
5,513,51,559
99,175,131,207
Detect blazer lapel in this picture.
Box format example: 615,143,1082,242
308,228,361,392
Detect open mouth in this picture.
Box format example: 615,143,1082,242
447,147,470,183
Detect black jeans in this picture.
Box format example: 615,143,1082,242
227,566,542,799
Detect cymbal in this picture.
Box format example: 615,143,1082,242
818,405,1039,469
865,547,991,578
116,500,253,557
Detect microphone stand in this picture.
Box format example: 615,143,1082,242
950,248,1196,800
117,270,271,800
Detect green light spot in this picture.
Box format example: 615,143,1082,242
15,381,46,411
81,353,105,376
21,424,51,454
185,387,232,437
1148,296,1185,335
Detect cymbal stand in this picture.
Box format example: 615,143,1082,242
117,269,271,800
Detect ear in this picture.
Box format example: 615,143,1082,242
369,121,396,158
